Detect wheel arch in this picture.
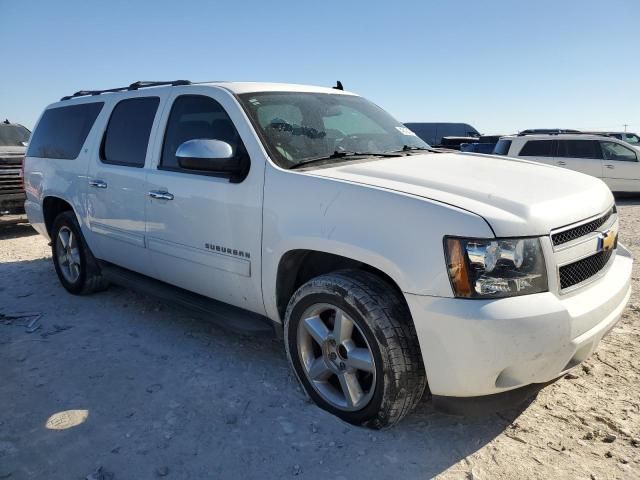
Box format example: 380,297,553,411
275,249,408,323
42,196,75,237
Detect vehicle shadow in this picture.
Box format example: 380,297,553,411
614,193,640,206
0,219,37,240
0,256,531,479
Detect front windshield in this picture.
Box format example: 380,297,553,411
0,124,31,147
623,133,640,145
238,92,429,168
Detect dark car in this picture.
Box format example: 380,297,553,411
460,135,506,154
460,142,496,154
436,136,481,151
0,120,30,216
404,122,480,146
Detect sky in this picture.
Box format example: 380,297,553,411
2,0,639,135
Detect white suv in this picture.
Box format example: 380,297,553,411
24,81,632,428
494,133,640,192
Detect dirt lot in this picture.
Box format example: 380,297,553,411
1,204,639,480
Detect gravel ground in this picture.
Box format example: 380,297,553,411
1,203,639,480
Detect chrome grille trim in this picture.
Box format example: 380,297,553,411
0,156,24,196
551,207,614,247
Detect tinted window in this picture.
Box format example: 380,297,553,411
161,95,243,170
519,140,554,157
557,140,602,159
27,103,103,159
600,141,638,162
102,97,159,167
493,139,512,155
0,124,30,147
623,133,640,145
403,122,478,146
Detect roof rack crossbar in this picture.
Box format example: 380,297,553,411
61,80,192,101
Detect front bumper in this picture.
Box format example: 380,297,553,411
405,244,633,398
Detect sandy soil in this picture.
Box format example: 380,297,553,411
1,204,639,480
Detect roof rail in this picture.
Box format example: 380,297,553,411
60,80,192,101
517,129,585,137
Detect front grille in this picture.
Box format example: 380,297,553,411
0,156,24,195
559,248,614,290
551,208,613,246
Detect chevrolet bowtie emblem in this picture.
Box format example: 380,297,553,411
599,228,618,252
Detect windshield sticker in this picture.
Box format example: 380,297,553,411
396,126,418,136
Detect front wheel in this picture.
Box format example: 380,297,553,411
284,270,427,429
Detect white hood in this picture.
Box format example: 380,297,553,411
309,152,614,237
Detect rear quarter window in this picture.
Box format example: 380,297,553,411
27,103,104,159
493,139,512,155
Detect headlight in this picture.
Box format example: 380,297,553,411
444,237,547,298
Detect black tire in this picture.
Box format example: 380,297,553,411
51,211,109,295
284,270,427,429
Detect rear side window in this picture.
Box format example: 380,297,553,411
519,140,554,157
161,95,243,170
557,140,602,159
493,139,512,155
600,141,638,162
101,97,160,167
27,103,103,159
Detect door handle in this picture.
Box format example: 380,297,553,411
604,164,615,169
148,190,174,201
557,161,567,166
88,179,108,188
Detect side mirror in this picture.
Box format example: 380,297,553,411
176,139,241,173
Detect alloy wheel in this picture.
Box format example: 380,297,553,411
56,226,81,283
297,303,377,411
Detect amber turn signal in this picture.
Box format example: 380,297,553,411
446,238,472,297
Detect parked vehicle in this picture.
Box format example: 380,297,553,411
460,135,504,154
459,142,496,154
404,122,480,146
0,120,30,216
24,81,632,428
494,133,640,192
436,136,480,150
585,131,640,147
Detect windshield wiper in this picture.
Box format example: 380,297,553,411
290,150,401,169
387,145,441,154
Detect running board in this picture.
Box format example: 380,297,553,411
99,261,276,337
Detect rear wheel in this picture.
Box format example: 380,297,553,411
51,211,108,295
284,270,427,428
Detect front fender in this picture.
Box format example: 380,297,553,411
261,166,494,320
